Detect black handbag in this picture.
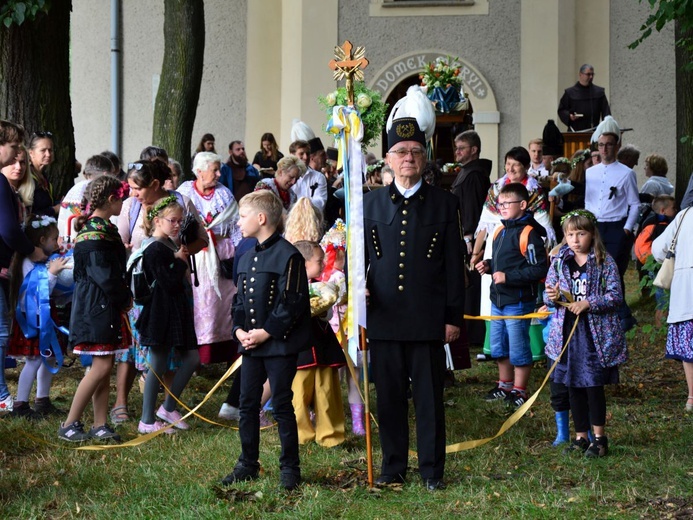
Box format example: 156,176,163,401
179,213,201,287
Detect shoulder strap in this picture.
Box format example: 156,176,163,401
519,225,533,257
492,224,532,256
670,207,692,254
128,198,142,237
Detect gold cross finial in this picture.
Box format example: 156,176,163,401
328,40,369,106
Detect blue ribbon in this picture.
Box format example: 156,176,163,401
15,263,66,374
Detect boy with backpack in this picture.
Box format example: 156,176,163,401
475,183,548,410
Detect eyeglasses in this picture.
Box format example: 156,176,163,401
495,200,523,209
597,143,616,149
31,131,53,139
160,217,184,226
128,162,145,171
390,148,425,159
455,146,471,152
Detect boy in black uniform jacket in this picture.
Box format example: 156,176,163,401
221,191,311,491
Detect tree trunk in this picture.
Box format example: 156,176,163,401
152,0,205,179
0,0,75,198
676,20,693,206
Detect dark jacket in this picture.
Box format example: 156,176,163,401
364,181,465,341
450,158,492,236
296,316,346,369
557,82,611,131
0,175,33,269
233,233,311,356
489,212,548,308
136,239,197,350
69,218,131,346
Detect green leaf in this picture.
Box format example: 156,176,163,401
12,9,25,26
3,16,12,28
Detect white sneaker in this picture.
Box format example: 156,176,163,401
218,403,240,421
0,394,14,413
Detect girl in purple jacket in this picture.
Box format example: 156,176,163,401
544,209,627,458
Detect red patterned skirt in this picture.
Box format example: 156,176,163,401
72,314,132,357
8,308,69,359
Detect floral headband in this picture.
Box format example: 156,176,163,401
30,216,57,229
113,181,130,200
146,195,178,221
366,160,385,174
560,209,597,226
320,218,346,250
570,149,591,169
551,157,572,168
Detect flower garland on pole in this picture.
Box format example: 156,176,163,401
326,41,377,487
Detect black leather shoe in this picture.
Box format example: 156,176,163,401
220,465,259,486
280,472,301,491
375,474,406,486
423,478,446,491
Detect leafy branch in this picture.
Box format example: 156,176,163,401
1,0,50,28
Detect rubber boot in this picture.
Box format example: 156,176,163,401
552,410,570,446
350,403,366,436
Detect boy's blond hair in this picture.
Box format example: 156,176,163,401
239,190,284,229
293,240,321,261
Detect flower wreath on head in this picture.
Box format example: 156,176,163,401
560,208,598,226
366,160,385,175
551,157,572,168
146,195,179,221
30,216,57,229
571,149,591,169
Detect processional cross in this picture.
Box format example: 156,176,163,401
328,40,369,106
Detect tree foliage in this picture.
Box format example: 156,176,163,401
1,0,50,28
630,0,693,204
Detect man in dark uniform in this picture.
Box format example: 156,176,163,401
364,107,465,491
450,130,491,346
557,64,611,131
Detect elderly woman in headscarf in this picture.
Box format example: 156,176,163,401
177,152,241,365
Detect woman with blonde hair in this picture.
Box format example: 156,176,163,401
284,197,324,243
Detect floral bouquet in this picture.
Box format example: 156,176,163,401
318,82,388,149
420,56,468,113
442,163,462,175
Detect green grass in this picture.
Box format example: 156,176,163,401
1,268,692,519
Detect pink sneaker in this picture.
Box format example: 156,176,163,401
138,420,176,435
156,405,190,430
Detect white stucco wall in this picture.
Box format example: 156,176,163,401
71,0,248,170
69,0,676,187
610,0,676,187
339,0,522,178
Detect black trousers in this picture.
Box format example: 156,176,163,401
569,385,607,433
237,354,299,475
550,381,570,412
597,219,633,280
370,340,446,480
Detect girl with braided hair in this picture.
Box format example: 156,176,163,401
58,175,131,442
134,196,199,434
